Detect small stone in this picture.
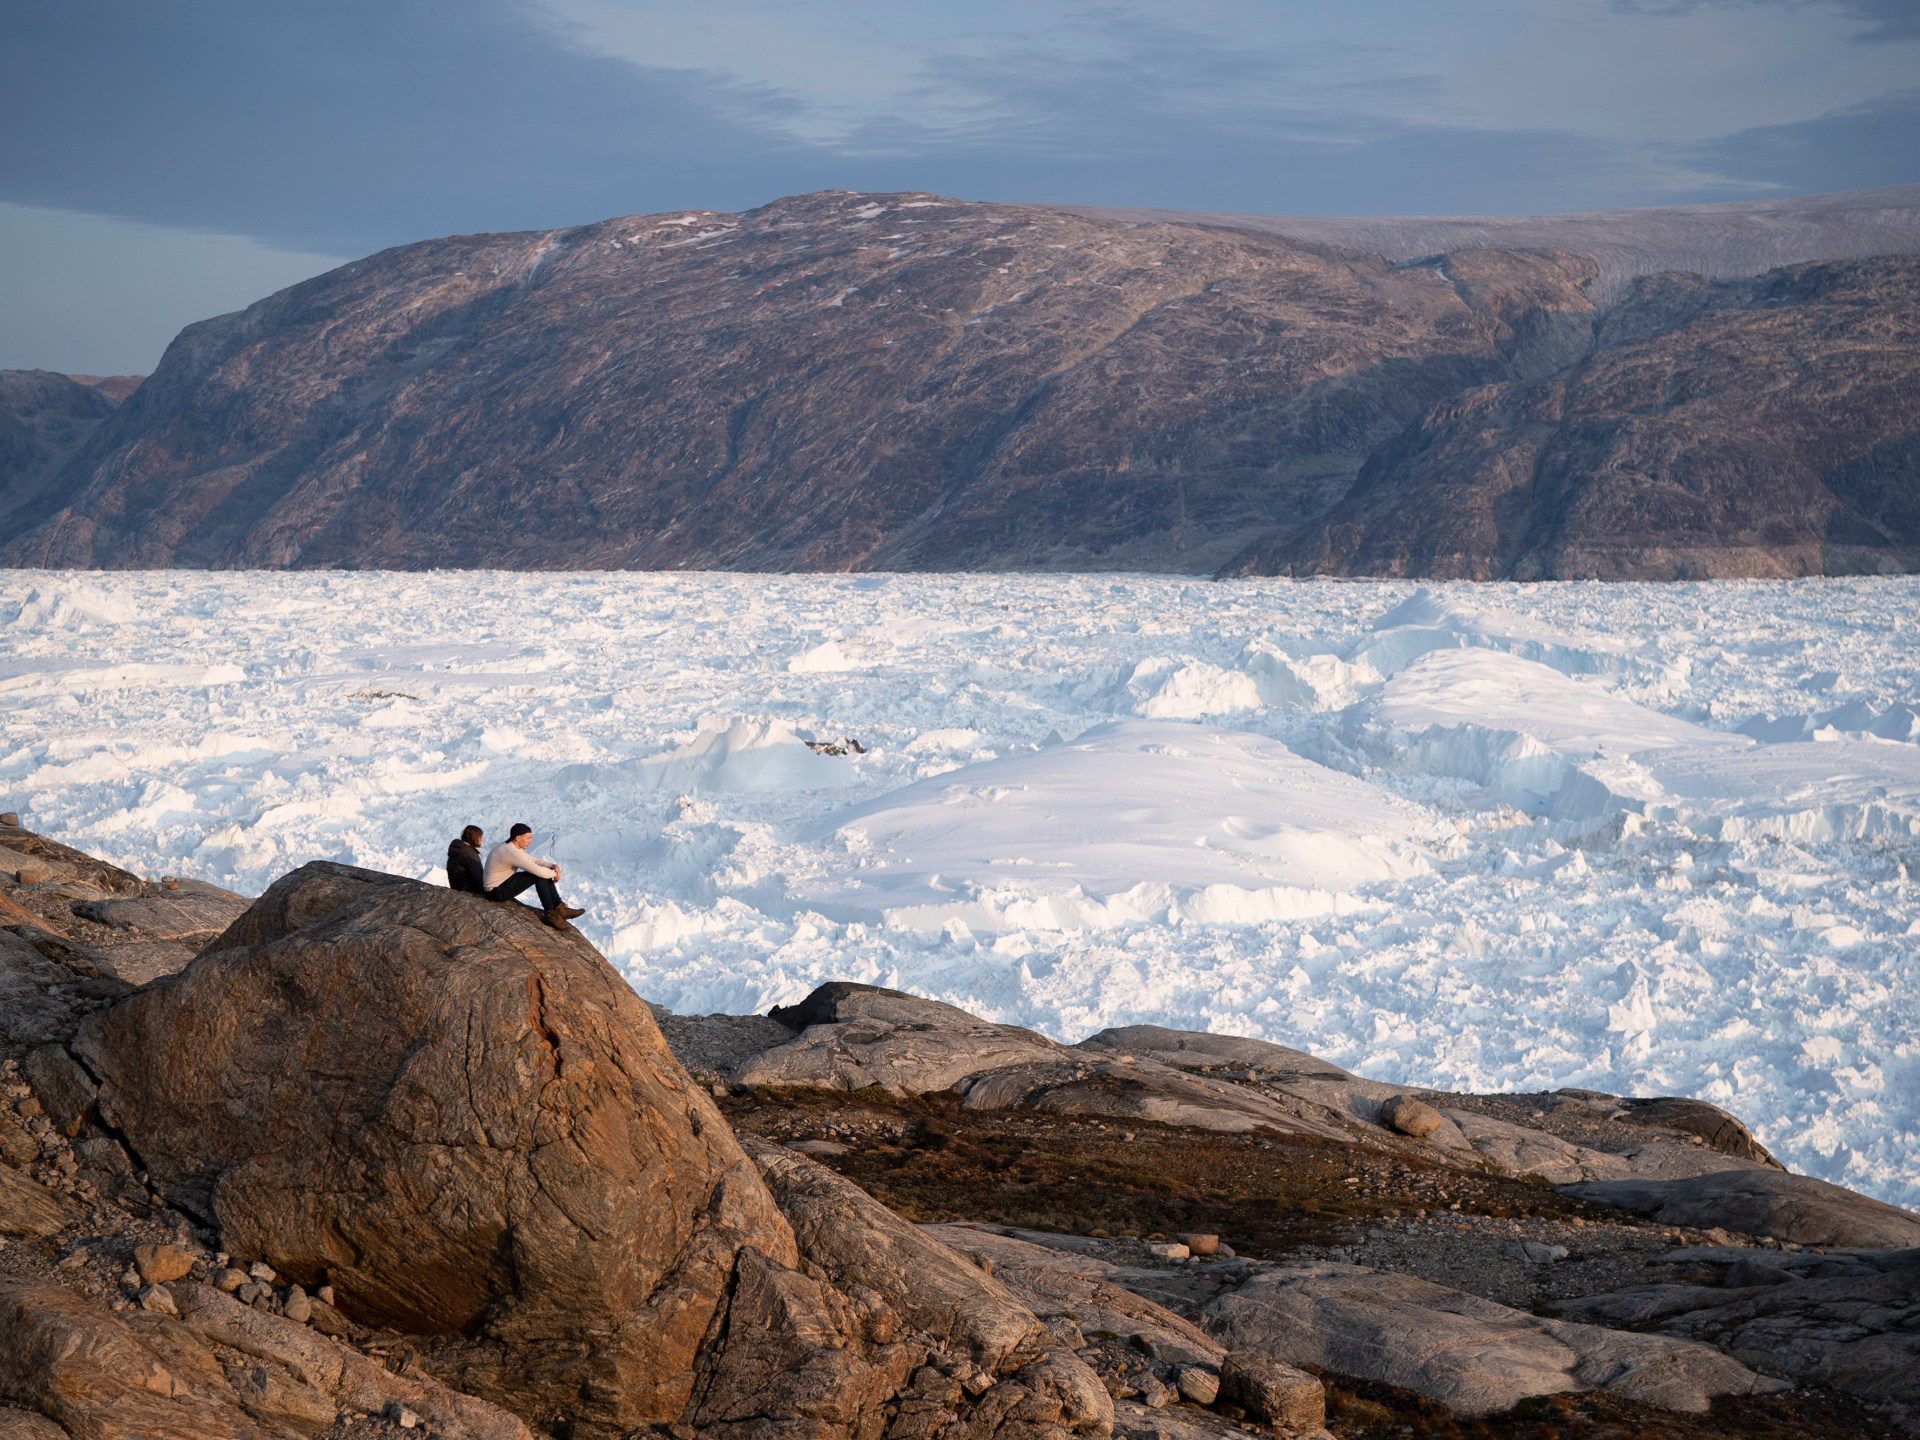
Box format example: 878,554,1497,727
248,1260,277,1283
137,1284,178,1317
317,1283,336,1306
1139,1374,1175,1409
283,1287,313,1323
1506,1241,1569,1264
16,867,46,886
1175,1365,1220,1406
0,812,20,826
1146,1241,1191,1261
211,1267,248,1292
1215,1243,1237,1259
237,1280,271,1305
1181,1233,1221,1256
1380,1094,1444,1139
13,1097,40,1119
133,1242,194,1284
386,1403,421,1429
710,1082,728,1098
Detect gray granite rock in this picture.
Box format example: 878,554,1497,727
1558,1248,1920,1411
72,885,250,944
1204,1262,1786,1416
733,982,1070,1094
1564,1168,1920,1248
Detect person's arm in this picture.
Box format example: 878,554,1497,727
507,847,558,881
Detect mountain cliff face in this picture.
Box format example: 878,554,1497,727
1232,255,1920,579
0,192,1598,572
1,190,1914,578
0,371,121,538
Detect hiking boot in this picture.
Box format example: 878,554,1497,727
554,903,586,920
541,906,574,931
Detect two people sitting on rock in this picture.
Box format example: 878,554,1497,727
446,822,584,930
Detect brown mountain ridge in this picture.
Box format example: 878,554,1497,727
2,189,1915,578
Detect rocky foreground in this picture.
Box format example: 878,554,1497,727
1,816,1916,1439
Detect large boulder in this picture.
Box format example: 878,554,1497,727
71,862,799,1437
1563,1169,1920,1248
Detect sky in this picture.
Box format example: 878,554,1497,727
2,0,1916,373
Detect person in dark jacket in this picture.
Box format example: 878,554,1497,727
446,825,486,894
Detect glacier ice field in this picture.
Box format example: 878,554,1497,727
2,570,1916,1206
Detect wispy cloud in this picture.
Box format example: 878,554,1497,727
1613,0,1920,42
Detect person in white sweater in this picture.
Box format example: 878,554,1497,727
483,823,585,929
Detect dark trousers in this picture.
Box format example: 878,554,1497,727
487,871,562,910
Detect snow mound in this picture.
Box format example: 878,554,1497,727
1379,649,1736,758
803,719,1434,929
624,718,863,794
1740,700,1920,745
0,659,246,696
1127,658,1262,718
1242,644,1376,712
788,639,860,674
1355,586,1666,684
5,582,140,632
1645,741,1920,842
1363,648,1920,839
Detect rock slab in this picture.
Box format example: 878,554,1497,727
1565,1168,1920,1248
